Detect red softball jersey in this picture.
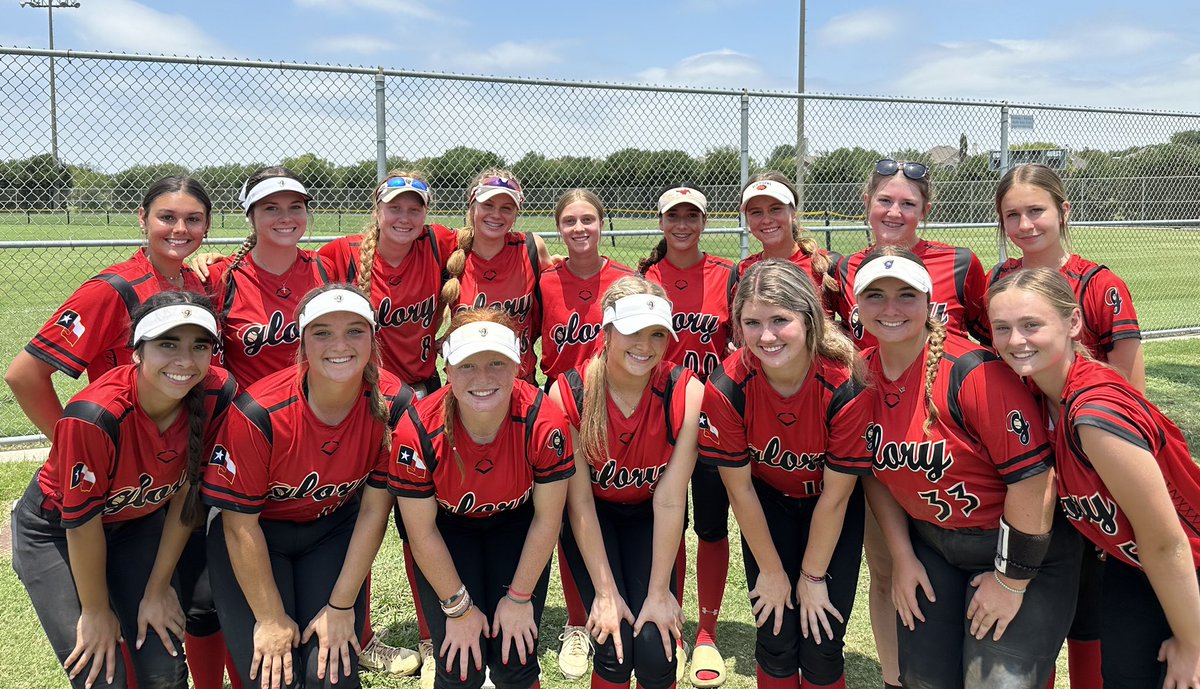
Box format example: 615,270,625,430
699,349,873,498
25,249,206,380
538,258,637,381
554,360,693,504
200,364,412,522
387,380,575,517
831,240,990,349
319,224,457,384
643,254,737,381
208,250,333,388
856,334,1052,529
1053,356,1200,569
451,232,542,380
988,254,1141,360
737,247,841,316
36,364,235,528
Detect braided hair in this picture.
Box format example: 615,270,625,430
358,169,432,296
638,183,705,275
224,166,309,294
743,171,838,293
440,168,521,312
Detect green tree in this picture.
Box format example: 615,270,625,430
111,163,188,210
426,147,506,191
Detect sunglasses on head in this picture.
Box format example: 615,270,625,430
479,176,522,192
875,159,929,181
381,177,430,192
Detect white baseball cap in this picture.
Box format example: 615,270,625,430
298,288,376,331
240,176,311,212
658,187,707,214
442,321,521,366
741,180,796,209
602,294,678,339
853,255,933,296
133,304,219,345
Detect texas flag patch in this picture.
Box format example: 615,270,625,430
698,412,719,441
70,462,96,492
209,444,237,484
56,310,86,346
395,445,426,477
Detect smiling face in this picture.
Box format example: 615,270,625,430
856,276,930,345
557,200,602,259
470,194,520,244
1000,182,1069,260
376,192,429,250
139,191,209,264
250,190,309,250
301,311,373,385
446,350,519,415
739,298,811,377
135,324,214,409
989,286,1081,384
659,203,705,255
744,196,795,253
606,325,671,379
864,176,928,248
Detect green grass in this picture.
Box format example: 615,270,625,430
1,338,1197,689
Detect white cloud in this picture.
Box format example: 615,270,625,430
312,35,398,55
817,8,902,47
293,0,446,22
637,49,774,89
64,0,228,57
435,41,566,74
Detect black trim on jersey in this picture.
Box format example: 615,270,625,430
25,338,89,378
949,247,973,308
821,374,864,428
208,376,238,422
942,348,997,445
310,254,332,284
1074,405,1151,453
994,443,1053,480
722,260,739,313
219,270,240,322
62,399,132,484
708,363,749,418
524,233,543,314
564,368,586,418
403,404,439,478
515,388,545,451
654,365,685,446
386,384,416,430
94,273,147,317
235,394,278,446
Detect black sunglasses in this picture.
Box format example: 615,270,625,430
875,159,929,181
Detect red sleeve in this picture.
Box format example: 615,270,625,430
961,360,1052,483
387,412,435,499
200,399,273,514
551,375,583,430
530,402,575,484
964,253,991,345
317,238,354,282
825,381,874,476
697,370,749,468
1068,386,1156,454
1081,270,1141,352
202,368,238,453
25,279,130,378
430,224,458,269
52,417,117,527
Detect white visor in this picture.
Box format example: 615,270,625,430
741,179,796,209
602,294,677,339
442,321,521,366
657,187,707,215
133,304,219,345
240,177,312,212
471,185,523,207
853,256,933,296
297,289,376,331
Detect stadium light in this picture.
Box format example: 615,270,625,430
20,0,81,163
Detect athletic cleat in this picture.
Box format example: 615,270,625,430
558,625,593,680
358,635,420,675
419,639,435,689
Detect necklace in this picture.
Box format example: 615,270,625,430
608,386,642,417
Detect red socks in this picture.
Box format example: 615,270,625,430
121,642,139,689
1068,638,1102,689
404,541,432,639
801,675,846,689
756,666,800,689
185,631,232,689
695,537,729,644
591,674,631,689
559,543,588,627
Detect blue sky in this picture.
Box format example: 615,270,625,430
2,0,1200,111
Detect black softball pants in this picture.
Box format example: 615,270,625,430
1100,556,1200,688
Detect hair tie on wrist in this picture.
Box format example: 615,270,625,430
328,601,354,611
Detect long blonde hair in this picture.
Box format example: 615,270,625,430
577,276,670,467
440,168,521,311
358,169,431,296
987,267,1091,360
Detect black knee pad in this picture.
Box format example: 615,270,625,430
629,626,676,689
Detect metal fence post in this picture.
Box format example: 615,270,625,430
375,69,387,183
997,102,1011,262
739,90,750,261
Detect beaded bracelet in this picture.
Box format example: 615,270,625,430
800,569,828,584
992,570,1027,595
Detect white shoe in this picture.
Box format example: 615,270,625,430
419,639,435,689
483,666,496,689
557,625,593,680
359,635,421,675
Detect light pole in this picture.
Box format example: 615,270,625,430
795,0,806,214
20,0,80,163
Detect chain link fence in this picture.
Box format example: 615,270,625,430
3,47,1200,441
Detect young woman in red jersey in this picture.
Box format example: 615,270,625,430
639,184,738,686
388,308,574,689
830,160,990,688
7,176,212,438
990,164,1147,689
537,189,637,680
853,247,1082,688
989,268,1200,689
990,163,1144,389
201,285,414,689
700,260,872,689
207,166,333,387
736,172,839,314
12,291,233,689
439,169,553,383
551,276,704,689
